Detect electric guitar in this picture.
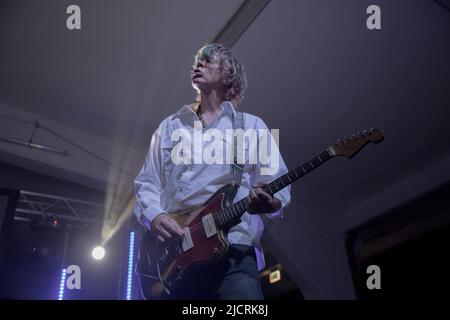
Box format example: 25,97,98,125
136,128,384,299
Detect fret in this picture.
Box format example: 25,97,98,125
236,202,241,213
221,211,227,226
310,156,321,167
319,150,330,161
303,162,313,172
229,207,234,219
286,174,292,183
271,182,278,192
271,180,276,189
240,200,247,211
275,179,283,188
231,205,237,218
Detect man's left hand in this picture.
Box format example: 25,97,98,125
248,182,281,214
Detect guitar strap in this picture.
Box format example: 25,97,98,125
230,111,245,200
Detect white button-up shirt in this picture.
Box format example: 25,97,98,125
134,101,291,269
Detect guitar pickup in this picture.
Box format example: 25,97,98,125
202,214,218,238
181,227,194,252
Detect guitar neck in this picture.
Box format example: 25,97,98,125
215,149,333,227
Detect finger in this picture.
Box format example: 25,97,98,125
251,192,261,205
255,188,268,200
167,220,184,237
249,188,258,201
156,225,172,239
157,235,165,243
257,191,273,204
253,182,267,188
255,186,267,194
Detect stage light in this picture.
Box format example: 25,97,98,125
126,231,135,300
269,269,281,284
58,268,67,300
52,217,60,227
92,246,105,260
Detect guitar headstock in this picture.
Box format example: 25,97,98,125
328,128,384,159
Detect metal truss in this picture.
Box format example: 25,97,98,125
15,190,108,224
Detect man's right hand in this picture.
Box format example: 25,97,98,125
151,213,184,244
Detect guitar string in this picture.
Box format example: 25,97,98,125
181,176,291,236
178,164,313,247
178,158,308,235
179,171,298,239
172,162,315,253
183,190,262,234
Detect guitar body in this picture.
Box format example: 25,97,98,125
137,183,238,299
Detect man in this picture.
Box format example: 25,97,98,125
134,43,291,299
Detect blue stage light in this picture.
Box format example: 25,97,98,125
58,268,67,300
126,231,135,300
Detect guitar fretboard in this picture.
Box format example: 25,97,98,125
215,150,332,227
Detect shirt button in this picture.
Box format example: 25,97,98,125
178,187,183,193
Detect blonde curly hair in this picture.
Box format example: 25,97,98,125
192,43,248,106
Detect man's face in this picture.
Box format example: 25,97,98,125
191,53,223,91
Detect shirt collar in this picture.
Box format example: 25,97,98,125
174,100,237,120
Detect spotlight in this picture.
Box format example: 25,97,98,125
91,246,105,260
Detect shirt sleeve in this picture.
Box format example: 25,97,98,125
249,116,291,220
134,127,166,229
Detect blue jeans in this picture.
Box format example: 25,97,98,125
167,244,264,300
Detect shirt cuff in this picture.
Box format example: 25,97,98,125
135,203,166,230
